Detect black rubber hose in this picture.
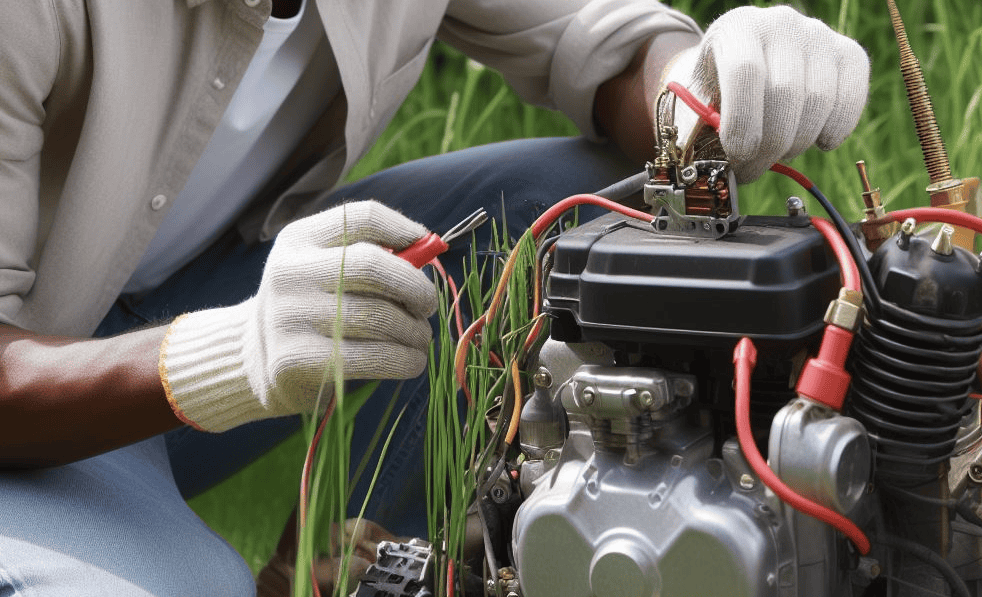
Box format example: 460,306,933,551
875,533,972,597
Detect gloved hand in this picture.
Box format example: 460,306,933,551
159,200,438,432
660,5,870,182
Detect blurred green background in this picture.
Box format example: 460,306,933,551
188,0,982,576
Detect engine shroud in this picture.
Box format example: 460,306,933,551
545,213,841,347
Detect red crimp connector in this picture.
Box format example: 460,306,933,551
396,232,449,269
795,326,854,411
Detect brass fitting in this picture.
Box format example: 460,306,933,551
888,0,978,251
824,288,865,333
927,177,980,250
857,160,898,251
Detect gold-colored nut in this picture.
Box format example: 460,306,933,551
824,288,865,332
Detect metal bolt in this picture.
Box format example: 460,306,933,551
532,367,553,388
680,165,698,184
739,474,756,490
491,486,509,503
969,463,982,483
580,388,596,406
898,217,916,250
856,557,882,581
637,390,654,408
786,196,805,217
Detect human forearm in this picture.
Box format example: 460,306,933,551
0,323,181,468
594,30,700,165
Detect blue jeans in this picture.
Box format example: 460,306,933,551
0,137,637,595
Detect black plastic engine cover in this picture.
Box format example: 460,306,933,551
545,213,840,347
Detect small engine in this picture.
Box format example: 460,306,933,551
512,209,864,597
508,199,982,595
499,4,982,594
347,4,982,597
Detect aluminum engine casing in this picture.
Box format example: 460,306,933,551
512,341,799,597
513,428,796,597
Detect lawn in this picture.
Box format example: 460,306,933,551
188,0,982,582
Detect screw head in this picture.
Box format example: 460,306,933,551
638,390,654,408
786,196,805,217
533,367,553,388
581,388,596,406
969,463,982,483
739,474,756,490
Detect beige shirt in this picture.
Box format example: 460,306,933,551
0,0,699,337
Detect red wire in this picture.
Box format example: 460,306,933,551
298,394,337,597
810,217,860,291
427,257,465,339
531,194,652,238
666,81,721,130
793,218,859,411
733,337,872,554
454,194,653,398
769,162,815,190
883,207,982,234
664,81,828,199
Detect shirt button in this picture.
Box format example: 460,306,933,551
243,0,261,6
150,194,168,211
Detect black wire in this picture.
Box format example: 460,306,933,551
593,171,648,202
476,500,500,589
806,184,883,317
875,533,972,597
951,519,982,538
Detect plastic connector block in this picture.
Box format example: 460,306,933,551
352,539,434,597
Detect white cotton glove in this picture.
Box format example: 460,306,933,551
662,5,870,182
159,200,438,432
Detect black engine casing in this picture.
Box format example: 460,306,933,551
545,213,841,349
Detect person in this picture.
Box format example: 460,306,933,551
0,0,869,594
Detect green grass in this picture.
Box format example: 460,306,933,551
188,0,982,582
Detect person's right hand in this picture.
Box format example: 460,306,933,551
159,200,438,432
660,5,870,183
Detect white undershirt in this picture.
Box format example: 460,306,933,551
124,0,340,293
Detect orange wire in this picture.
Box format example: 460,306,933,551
505,358,523,445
